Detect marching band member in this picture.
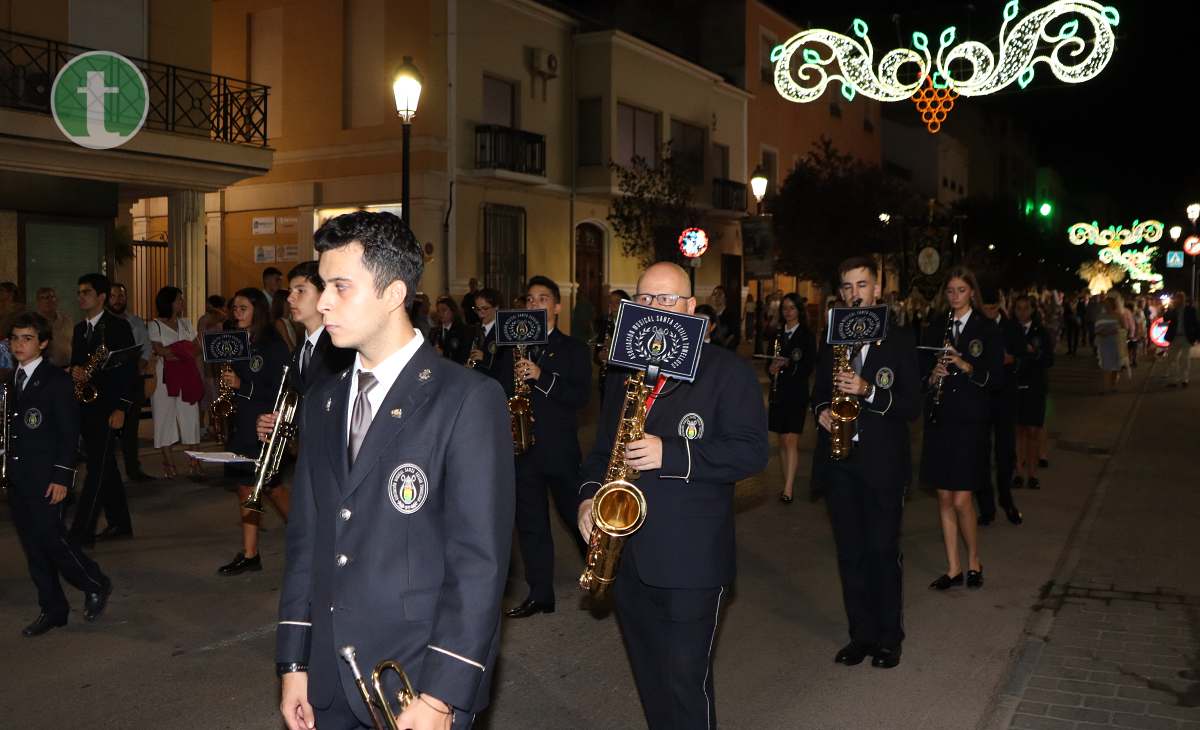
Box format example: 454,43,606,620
1012,294,1054,491
594,288,629,398
768,292,815,504
977,287,1024,526
68,273,138,547
7,312,112,636
277,211,513,730
430,296,471,365
811,257,919,669
466,287,501,378
920,267,1003,592
216,289,289,577
576,262,768,729
497,276,591,618
285,261,356,394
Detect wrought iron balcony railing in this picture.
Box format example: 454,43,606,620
475,124,546,177
712,177,747,212
0,31,269,147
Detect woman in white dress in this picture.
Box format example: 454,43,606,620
149,287,202,478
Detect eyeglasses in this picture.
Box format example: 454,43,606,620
633,293,687,306
473,305,493,312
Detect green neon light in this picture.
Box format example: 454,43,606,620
852,18,869,39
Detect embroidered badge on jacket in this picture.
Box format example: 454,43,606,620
875,367,895,390
249,354,264,373
23,408,42,429
678,412,705,440
968,339,984,358
387,463,429,514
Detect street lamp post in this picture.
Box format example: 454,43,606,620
1189,204,1200,302
393,56,423,227
750,165,768,216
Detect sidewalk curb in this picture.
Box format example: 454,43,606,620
976,360,1158,730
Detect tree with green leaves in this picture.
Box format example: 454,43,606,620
607,144,704,268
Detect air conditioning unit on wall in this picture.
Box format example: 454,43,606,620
530,47,558,79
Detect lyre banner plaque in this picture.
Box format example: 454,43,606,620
607,300,707,382
826,306,890,346
202,330,252,363
496,308,549,347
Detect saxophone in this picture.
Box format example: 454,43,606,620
74,335,109,404
927,310,955,425
508,345,534,454
210,364,237,419
579,370,651,598
828,344,861,461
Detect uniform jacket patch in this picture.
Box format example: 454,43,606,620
387,463,429,514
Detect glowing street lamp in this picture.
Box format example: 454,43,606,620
393,56,423,225
1188,203,1200,225
750,165,769,215
1170,225,1183,243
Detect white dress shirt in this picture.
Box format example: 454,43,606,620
345,331,425,444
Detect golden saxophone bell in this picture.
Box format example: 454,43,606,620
340,646,417,730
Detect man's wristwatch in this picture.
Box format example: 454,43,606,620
276,662,308,677
864,384,876,401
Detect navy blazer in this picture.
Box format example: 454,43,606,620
811,328,921,492
288,329,355,396
578,345,768,589
7,360,79,492
276,342,514,718
496,328,591,476
70,311,138,414
920,311,1005,424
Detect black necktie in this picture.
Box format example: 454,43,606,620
301,339,314,375
85,321,95,342
953,319,962,347
15,368,26,395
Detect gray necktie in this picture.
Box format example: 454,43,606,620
348,372,378,465
14,368,26,396
851,347,864,375
301,339,314,375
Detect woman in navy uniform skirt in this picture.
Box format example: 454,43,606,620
1012,294,1053,490
216,288,289,576
768,293,815,503
920,267,1003,591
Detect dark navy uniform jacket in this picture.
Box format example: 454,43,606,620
810,328,921,492
8,360,79,492
70,311,138,415
430,322,471,365
1013,320,1054,393
919,311,1005,423
287,328,355,396
276,340,515,719
496,328,591,476
471,323,499,379
226,330,289,457
578,345,769,589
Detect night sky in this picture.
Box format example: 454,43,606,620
772,0,1200,225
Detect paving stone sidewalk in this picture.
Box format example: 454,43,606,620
989,361,1200,730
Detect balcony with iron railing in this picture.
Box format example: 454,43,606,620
475,124,546,179
0,31,269,147
712,177,748,212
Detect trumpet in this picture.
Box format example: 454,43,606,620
579,370,651,598
509,345,534,455
74,337,109,404
0,383,10,493
242,366,300,512
339,645,417,730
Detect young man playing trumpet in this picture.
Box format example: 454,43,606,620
277,212,514,730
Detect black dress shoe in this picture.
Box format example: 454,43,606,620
1038,458,1050,468
977,514,994,527
1027,477,1041,490
967,567,984,589
504,598,555,618
83,577,112,622
871,645,902,669
95,525,133,541
1012,476,1024,489
929,573,963,590
217,553,262,576
1005,506,1024,525
834,641,875,666
22,613,67,637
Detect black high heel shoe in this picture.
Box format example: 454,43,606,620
929,573,964,590
967,566,984,589
779,493,794,504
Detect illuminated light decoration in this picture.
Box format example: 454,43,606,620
910,73,958,133
772,1,1118,106
678,228,709,258
1077,260,1123,295
1097,244,1163,286
1149,317,1169,348
1185,235,1200,256
1068,220,1164,247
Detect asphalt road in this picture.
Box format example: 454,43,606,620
0,347,1161,729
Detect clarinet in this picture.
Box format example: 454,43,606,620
927,309,955,425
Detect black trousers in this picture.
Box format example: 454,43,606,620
824,464,905,649
120,388,144,476
9,483,107,618
977,397,1018,519
1064,320,1080,354
314,677,475,729
70,408,132,537
614,551,725,730
514,459,583,603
